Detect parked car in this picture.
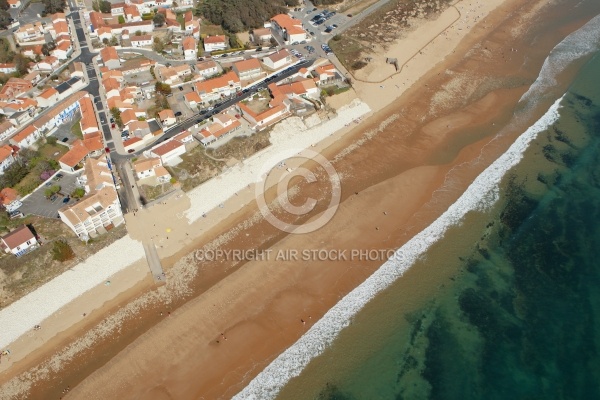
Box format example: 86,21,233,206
127,149,135,153
63,197,70,204
49,194,58,202
56,173,63,179
200,110,207,114
61,137,69,142
110,118,114,123
111,123,116,128
208,106,214,111
179,86,184,91
175,111,182,116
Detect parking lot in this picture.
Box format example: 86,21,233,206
167,84,197,120
10,3,46,26
20,172,82,219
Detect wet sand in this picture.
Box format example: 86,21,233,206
2,0,599,398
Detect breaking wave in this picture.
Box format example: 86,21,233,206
235,13,600,400
519,13,600,106
233,96,564,400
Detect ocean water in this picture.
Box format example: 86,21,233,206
274,49,600,400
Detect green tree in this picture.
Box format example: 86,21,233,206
51,240,75,262
109,35,119,46
155,82,171,95
118,15,125,24
44,185,61,198
99,0,111,13
46,136,58,145
153,37,164,52
14,54,33,76
0,10,11,30
135,30,142,36
0,0,9,11
71,187,86,199
153,12,165,27
110,107,123,128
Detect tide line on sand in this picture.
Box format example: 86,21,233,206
0,236,145,349
233,96,565,400
184,99,372,223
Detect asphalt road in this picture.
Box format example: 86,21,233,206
127,58,314,156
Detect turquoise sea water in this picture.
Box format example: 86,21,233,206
277,45,600,400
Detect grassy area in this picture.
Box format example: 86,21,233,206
168,129,271,192
0,217,127,309
139,182,173,203
12,142,66,196
167,146,224,191
201,21,226,37
209,129,271,161
38,142,68,160
328,35,369,71
71,119,83,139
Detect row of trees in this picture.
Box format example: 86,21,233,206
195,0,297,33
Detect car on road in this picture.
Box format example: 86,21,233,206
333,24,338,28
62,137,69,142
309,31,315,36
347,14,353,17
175,111,183,116
127,149,135,153
214,103,222,107
179,86,184,91
312,7,317,11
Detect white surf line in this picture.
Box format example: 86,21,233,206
233,95,565,400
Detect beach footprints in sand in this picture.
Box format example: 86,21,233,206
255,149,341,234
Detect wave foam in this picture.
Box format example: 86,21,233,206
233,96,564,400
519,13,600,104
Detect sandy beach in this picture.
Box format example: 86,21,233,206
2,0,599,397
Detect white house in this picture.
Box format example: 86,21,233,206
182,37,197,61
232,58,264,81
203,35,227,52
251,28,272,44
158,109,176,127
7,0,22,9
270,14,309,45
0,144,16,175
130,35,153,47
133,156,171,184
262,49,293,70
1,225,39,257
0,63,17,74
0,121,16,141
195,60,219,79
148,138,186,165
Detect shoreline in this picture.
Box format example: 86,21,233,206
2,0,599,397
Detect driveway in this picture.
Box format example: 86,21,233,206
20,172,82,219
167,88,194,120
